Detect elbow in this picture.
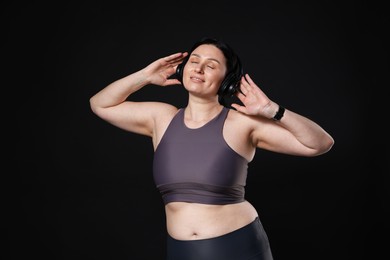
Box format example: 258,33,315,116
314,135,335,156
89,96,100,115
324,134,335,151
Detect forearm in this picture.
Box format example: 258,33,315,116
271,103,335,154
89,70,148,110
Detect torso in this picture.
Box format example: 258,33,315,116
154,106,256,162
153,105,260,240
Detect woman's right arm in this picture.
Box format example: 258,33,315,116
89,52,188,136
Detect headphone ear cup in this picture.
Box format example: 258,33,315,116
218,73,241,107
218,73,239,97
176,63,183,82
176,63,183,83
176,57,188,83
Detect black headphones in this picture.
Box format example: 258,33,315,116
175,56,243,106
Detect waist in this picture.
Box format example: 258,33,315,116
158,182,245,205
165,201,258,240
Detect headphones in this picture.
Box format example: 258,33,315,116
175,55,243,107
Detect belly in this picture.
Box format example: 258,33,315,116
165,200,259,240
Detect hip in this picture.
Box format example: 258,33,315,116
166,216,273,260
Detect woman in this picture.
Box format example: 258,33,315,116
90,37,334,259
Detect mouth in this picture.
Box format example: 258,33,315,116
190,76,205,82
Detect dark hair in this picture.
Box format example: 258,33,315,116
176,37,243,107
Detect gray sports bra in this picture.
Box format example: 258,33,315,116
152,107,248,205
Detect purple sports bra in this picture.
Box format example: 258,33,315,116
152,107,249,205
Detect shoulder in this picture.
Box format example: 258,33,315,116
224,108,256,136
225,107,270,139
226,108,264,126
151,103,181,148
150,102,180,128
138,101,178,118
159,102,179,117
223,108,263,160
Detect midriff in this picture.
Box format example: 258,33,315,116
165,200,259,240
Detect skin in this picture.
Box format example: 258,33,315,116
90,44,334,240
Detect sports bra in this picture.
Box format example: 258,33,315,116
152,107,249,205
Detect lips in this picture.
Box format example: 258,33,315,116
190,76,205,82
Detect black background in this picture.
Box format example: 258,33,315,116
7,1,388,259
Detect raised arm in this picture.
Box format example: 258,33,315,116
89,52,188,136
232,74,334,157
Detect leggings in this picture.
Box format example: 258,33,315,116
166,217,274,260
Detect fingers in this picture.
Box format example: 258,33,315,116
231,103,247,114
239,74,251,95
244,73,255,85
165,52,183,60
236,91,246,100
164,52,188,64
241,74,256,89
164,78,182,86
240,73,263,95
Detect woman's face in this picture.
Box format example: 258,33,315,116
182,44,227,99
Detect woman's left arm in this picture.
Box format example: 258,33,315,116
232,74,334,157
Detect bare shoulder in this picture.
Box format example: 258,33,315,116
116,101,179,138
224,108,266,161
226,108,267,129
151,102,180,148
135,101,178,119
151,102,179,123
225,109,261,140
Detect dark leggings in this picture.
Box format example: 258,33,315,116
166,217,274,260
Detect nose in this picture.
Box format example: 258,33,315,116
193,64,204,73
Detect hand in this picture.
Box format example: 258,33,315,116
142,52,188,87
231,74,276,118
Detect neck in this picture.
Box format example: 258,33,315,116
185,101,224,123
